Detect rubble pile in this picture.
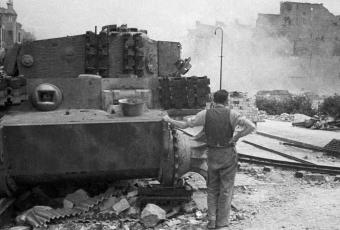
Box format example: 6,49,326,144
293,114,340,130
229,91,263,123
5,171,254,230
259,111,340,130
5,164,340,229
265,112,295,122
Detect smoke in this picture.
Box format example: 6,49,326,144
180,21,340,96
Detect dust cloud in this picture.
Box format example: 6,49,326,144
181,21,340,96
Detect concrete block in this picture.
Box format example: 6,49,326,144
192,191,207,211
112,198,130,214
181,172,207,191
99,196,118,211
141,203,166,228
64,189,89,208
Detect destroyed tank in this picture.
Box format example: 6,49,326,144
0,24,210,196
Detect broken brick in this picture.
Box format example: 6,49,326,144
112,198,130,214
141,203,166,228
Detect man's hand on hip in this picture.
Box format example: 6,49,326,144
229,138,238,145
163,115,171,123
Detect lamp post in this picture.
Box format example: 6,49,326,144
214,26,224,90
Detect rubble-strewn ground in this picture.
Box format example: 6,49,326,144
230,169,340,230
5,120,340,230
15,167,338,230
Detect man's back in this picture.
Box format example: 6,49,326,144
205,107,234,147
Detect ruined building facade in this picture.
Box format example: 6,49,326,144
0,0,23,49
256,1,340,56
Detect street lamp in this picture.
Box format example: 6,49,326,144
214,26,224,90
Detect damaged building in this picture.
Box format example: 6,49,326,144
0,0,23,49
255,1,340,56
253,1,340,95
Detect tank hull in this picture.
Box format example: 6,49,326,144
0,110,175,195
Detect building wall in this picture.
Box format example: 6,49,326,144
0,1,22,50
256,1,340,57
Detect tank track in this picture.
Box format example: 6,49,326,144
22,190,118,228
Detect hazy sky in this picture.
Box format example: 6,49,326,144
6,0,340,41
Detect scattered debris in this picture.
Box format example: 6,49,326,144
99,196,118,211
166,218,181,227
236,213,246,220
181,200,196,213
293,114,340,130
265,113,294,122
16,205,53,227
112,198,130,215
141,203,166,228
195,210,203,220
8,226,30,230
127,206,140,219
263,166,273,172
303,173,329,183
242,140,315,165
295,171,304,178
63,189,89,209
181,172,207,191
192,191,207,211
334,175,340,182
166,206,180,219
127,190,138,199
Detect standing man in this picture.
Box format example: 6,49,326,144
163,90,255,229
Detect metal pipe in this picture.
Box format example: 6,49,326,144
214,27,224,90
238,153,340,175
242,140,316,165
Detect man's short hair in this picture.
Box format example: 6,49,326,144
213,90,229,104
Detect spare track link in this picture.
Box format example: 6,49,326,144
27,190,117,227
